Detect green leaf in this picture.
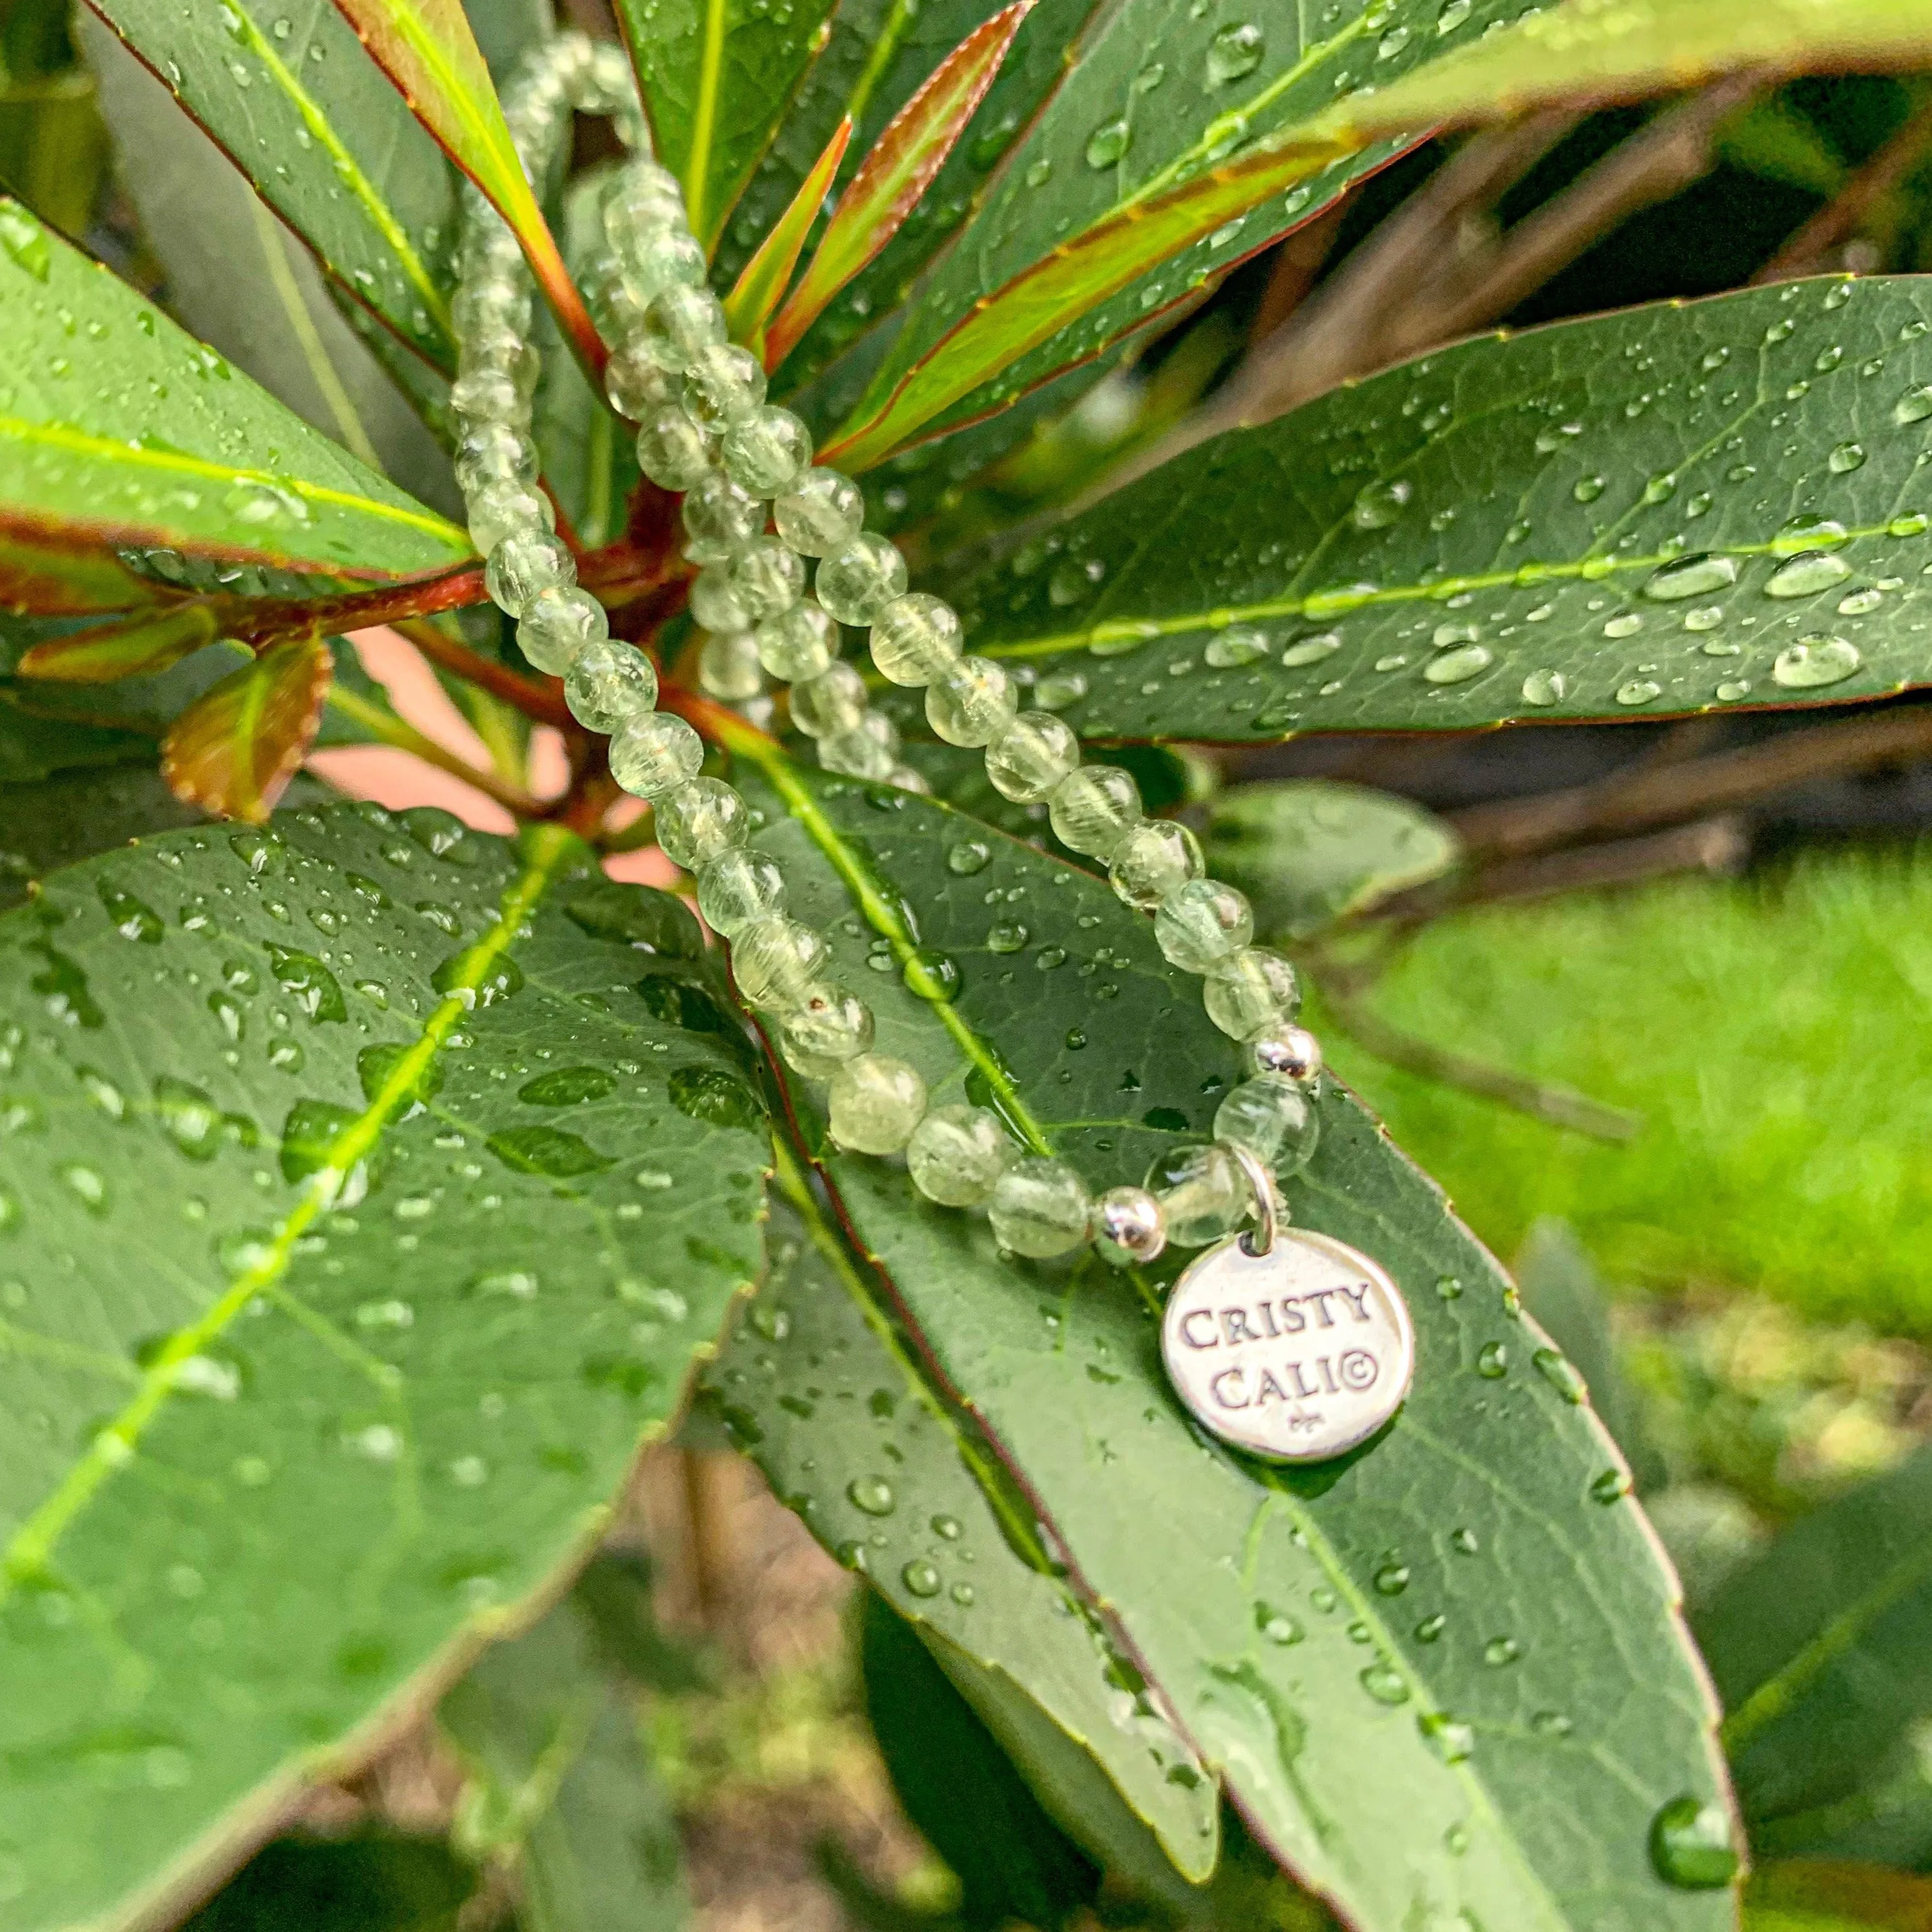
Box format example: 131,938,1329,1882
0,807,766,1932
180,1834,477,1932
1318,0,1932,148
17,604,220,683
0,203,474,581
945,275,1932,741
441,1587,689,1932
84,0,459,370
0,525,170,615
78,12,463,520
1695,1447,1932,1851
766,1,1032,371
0,765,203,912
726,751,1734,1932
1743,1861,1932,1932
1201,779,1460,941
724,115,851,351
159,632,335,823
817,0,1524,465
701,1169,1220,1880
615,0,841,255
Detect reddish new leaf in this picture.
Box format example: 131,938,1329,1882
329,0,606,378
17,606,220,684
820,128,1343,470
765,1,1033,372
724,115,852,356
161,633,332,822
0,531,172,617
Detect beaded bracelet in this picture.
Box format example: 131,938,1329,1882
448,34,1330,1273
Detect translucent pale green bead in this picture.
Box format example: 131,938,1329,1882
466,480,554,555
1153,877,1252,974
790,660,868,739
775,981,875,1079
1145,1140,1248,1248
455,422,538,495
1109,819,1203,912
774,469,865,555
869,593,963,686
610,710,704,799
564,638,658,732
681,342,766,431
1213,1075,1320,1179
605,347,678,421
682,476,765,564
728,538,805,622
696,847,785,937
698,628,763,701
603,161,680,236
636,406,713,489
451,277,531,339
485,531,575,618
989,1158,1093,1258
516,586,608,674
625,227,707,301
755,601,836,681
818,724,897,780
827,1053,928,1155
449,366,531,428
689,564,750,634
458,324,540,398
816,533,908,625
639,283,726,371
731,915,830,1009
720,406,814,497
907,1104,1012,1207
603,192,682,260
926,656,1018,748
888,763,932,795
1204,947,1301,1039
1048,765,1142,860
985,711,1079,803
652,775,748,871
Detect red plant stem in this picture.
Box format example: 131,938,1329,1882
526,226,612,387
392,617,573,728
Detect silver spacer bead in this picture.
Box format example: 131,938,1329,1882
1094,1185,1166,1267
1247,1024,1322,1087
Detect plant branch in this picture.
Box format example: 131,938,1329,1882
393,617,572,728
323,685,546,818
1307,955,1641,1142
1451,704,1932,862
1754,92,1932,281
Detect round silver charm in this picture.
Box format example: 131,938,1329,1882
1161,1228,1414,1462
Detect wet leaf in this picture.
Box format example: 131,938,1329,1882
440,1587,689,1931
702,1171,1220,1880
615,0,842,254
1319,0,1932,146
85,0,461,369
0,809,765,1932
724,114,850,351
766,1,1032,371
160,633,334,823
0,765,209,913
1201,779,1460,939
1745,1860,1932,1931
728,750,1734,1932
0,527,171,616
0,201,473,580
17,604,220,684
943,276,1932,740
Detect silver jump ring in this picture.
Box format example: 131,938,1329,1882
1230,1145,1280,1258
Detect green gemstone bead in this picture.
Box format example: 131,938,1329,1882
985,711,1079,803
1048,765,1141,860
1204,947,1301,1039
776,982,875,1079
466,481,553,555
1145,1140,1248,1248
689,563,750,634
818,724,897,780
728,538,805,622
636,407,713,489
652,776,748,871
610,711,704,799
790,661,868,739
698,628,763,701
681,341,766,430
906,1104,1013,1206
816,534,908,625
639,283,725,371
515,585,607,675
696,848,785,936
455,422,537,496
1154,877,1252,974
869,593,963,686
682,476,764,565
720,406,813,497
989,1158,1094,1258
1110,820,1203,912
1214,1075,1320,1179
484,530,575,618
926,656,1018,748
755,601,836,681
827,1053,928,1155
774,469,864,555
606,347,678,422
564,639,658,732
731,915,830,1009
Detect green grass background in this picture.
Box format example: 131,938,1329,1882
1321,844,1932,1334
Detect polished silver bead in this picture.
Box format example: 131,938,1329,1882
1247,1024,1322,1086
1094,1186,1167,1268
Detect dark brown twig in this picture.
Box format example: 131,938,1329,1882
393,616,573,728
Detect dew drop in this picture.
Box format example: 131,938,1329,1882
1616,680,1662,707
1894,384,1932,425
1085,117,1131,168
1765,551,1853,598
1602,613,1642,638
1420,1713,1473,1763
1482,1636,1521,1666
847,1475,895,1516
902,1559,942,1598
946,839,991,876
1572,475,1605,503
1282,630,1342,667
1206,20,1264,84
1648,1797,1738,1889
1351,479,1412,531
903,947,960,1001
1773,634,1860,687
1521,668,1565,707
1373,1562,1409,1596
1641,553,1737,602
1532,1348,1587,1403
1414,1613,1447,1642
1205,626,1269,667
1828,441,1867,473
1359,1661,1410,1705
1475,1340,1507,1378
1256,1603,1303,1645
986,921,1029,954
1424,644,1491,685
